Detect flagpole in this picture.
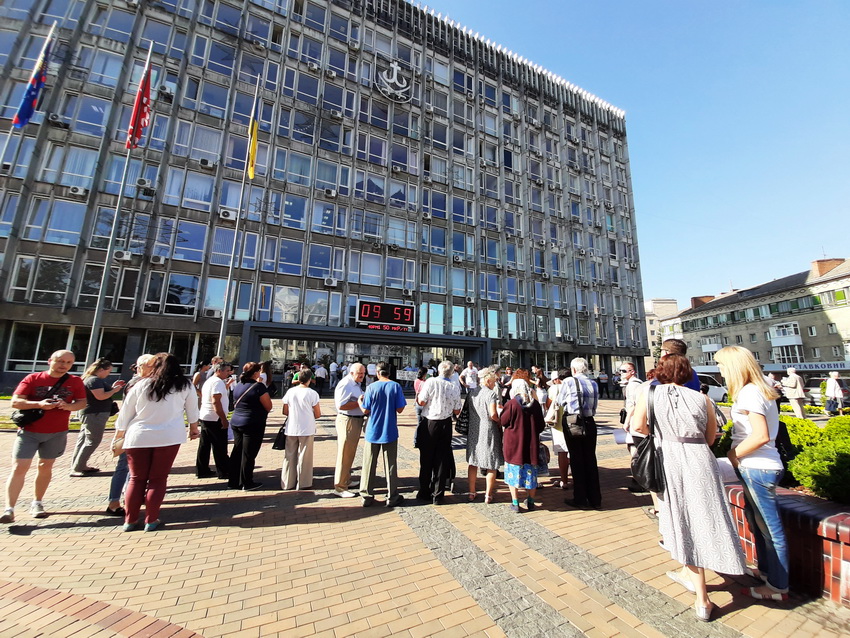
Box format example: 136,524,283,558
217,74,261,355
85,43,154,368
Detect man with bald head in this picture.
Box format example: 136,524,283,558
333,362,367,497
2,350,87,523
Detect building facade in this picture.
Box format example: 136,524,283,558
642,297,677,373
659,259,850,377
0,0,647,388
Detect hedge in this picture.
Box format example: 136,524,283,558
788,436,850,504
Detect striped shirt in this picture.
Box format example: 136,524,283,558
557,375,598,416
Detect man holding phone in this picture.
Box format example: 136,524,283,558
2,350,87,523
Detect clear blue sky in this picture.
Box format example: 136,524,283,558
423,0,850,309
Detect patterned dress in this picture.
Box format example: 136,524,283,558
652,384,745,575
466,386,503,470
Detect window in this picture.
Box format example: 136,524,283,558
833,346,842,358
812,347,821,358
348,251,382,286
306,244,344,279
828,323,838,334
211,228,258,269
262,237,303,275
60,94,111,137
0,192,19,238
735,335,743,344
256,285,300,323
750,333,757,343
10,257,72,305
772,345,804,365
23,199,86,245
163,168,215,212
807,326,817,337
40,144,98,188
153,219,206,262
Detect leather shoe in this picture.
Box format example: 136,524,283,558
386,495,404,507
105,506,125,517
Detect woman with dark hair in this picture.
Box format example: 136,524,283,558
228,362,273,490
112,353,199,532
70,358,125,476
259,360,277,397
632,354,744,621
191,361,211,402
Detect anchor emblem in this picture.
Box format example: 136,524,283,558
377,61,412,103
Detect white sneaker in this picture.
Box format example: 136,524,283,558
334,489,357,498
0,508,14,524
30,502,47,519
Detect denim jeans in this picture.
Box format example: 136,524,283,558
108,452,129,502
738,466,789,592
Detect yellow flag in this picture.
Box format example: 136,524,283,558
247,112,258,179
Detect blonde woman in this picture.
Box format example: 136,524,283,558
715,346,788,601
465,370,503,503
70,358,125,476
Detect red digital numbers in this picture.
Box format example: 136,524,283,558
358,301,414,326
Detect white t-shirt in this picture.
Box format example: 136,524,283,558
283,385,320,436
459,367,479,389
200,376,230,422
115,379,199,449
731,383,782,470
330,362,339,373
315,366,328,379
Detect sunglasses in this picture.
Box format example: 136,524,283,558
619,368,631,372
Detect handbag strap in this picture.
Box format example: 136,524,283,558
232,381,260,410
647,385,660,439
574,376,583,416
47,373,70,397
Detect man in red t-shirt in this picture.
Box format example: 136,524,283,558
1,350,86,523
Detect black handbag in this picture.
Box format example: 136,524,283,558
11,374,70,428
272,417,288,451
110,401,120,416
455,395,471,436
563,378,591,437
631,385,666,493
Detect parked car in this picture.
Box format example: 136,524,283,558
803,376,850,406
697,374,728,403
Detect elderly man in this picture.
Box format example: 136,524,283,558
416,361,463,504
358,362,406,507
558,357,601,510
2,350,87,523
333,363,366,497
781,367,806,419
197,361,233,479
618,362,646,493
459,361,479,391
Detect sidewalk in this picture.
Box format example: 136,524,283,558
0,398,848,638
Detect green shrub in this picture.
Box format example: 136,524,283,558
823,416,850,442
779,403,824,415
788,437,850,504
780,415,823,449
821,381,828,406
712,422,734,458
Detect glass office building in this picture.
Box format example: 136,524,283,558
0,0,647,384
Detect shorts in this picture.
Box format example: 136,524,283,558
13,429,68,460
551,427,569,455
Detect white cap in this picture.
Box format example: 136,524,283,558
550,371,559,381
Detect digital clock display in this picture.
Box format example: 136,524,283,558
356,300,417,330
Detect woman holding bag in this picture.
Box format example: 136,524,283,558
228,362,273,491
632,354,744,621
715,346,789,601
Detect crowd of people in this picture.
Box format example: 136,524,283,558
1,343,795,621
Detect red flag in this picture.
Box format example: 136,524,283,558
126,59,152,149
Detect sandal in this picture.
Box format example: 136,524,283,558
468,492,477,502
695,602,715,622
740,587,788,601
484,494,494,505
643,505,658,520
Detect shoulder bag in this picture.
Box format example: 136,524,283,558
631,385,666,493
272,416,288,450
11,374,70,427
455,394,471,436
563,378,591,437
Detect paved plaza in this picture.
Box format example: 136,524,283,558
0,398,848,638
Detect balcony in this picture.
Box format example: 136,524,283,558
770,334,803,347
701,343,722,353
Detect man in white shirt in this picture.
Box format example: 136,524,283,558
416,361,463,504
333,363,366,497
618,362,646,493
781,367,806,419
329,361,339,389
314,363,328,397
459,361,479,391
197,362,232,479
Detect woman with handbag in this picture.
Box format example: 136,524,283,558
632,354,744,621
70,358,126,476
228,362,273,491
715,346,789,602
112,353,199,532
465,371,503,503
500,384,545,513
826,371,844,415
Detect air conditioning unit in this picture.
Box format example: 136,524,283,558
578,249,586,256
113,250,132,262
424,104,434,114
218,209,237,221
581,280,589,288
47,113,69,129
391,165,402,173
347,40,361,51
561,308,570,316
372,241,382,250
68,186,88,197
125,0,139,8
464,296,475,304
506,265,514,272
527,117,540,127
424,73,433,83
495,264,503,270
389,243,399,251
569,136,579,144
252,40,266,51
594,221,603,228
541,272,551,280
158,85,174,103
150,255,167,265
324,188,338,198
204,309,223,318
307,62,320,73
466,92,475,102
324,277,338,287
325,69,337,79
422,213,432,220
629,261,637,269
593,199,601,206
452,255,463,263
199,158,216,169
534,178,544,186
402,288,414,297
537,239,547,246
565,335,575,342
423,176,432,184
136,178,152,189
329,110,343,120
604,201,614,209
550,242,559,250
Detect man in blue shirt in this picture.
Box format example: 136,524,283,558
659,339,701,391
358,362,406,507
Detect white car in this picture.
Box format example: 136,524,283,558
697,374,728,403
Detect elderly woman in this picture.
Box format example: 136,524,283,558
500,384,545,512
113,353,199,531
632,354,745,621
715,346,789,601
509,368,534,403
466,370,503,503
826,371,845,415
557,358,600,510
70,358,126,476
228,362,273,491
